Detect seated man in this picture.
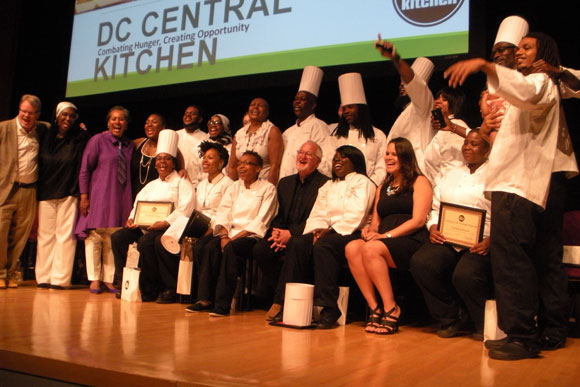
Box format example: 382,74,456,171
209,151,278,317
253,141,329,320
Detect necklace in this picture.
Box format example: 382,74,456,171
385,184,399,196
139,140,153,185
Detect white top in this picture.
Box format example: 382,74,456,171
176,128,207,187
330,126,387,186
427,162,491,239
234,120,275,180
195,173,233,219
387,75,435,171
486,65,573,208
559,66,580,99
279,114,332,179
212,178,278,239
16,119,39,184
129,170,196,225
422,117,471,188
304,172,375,236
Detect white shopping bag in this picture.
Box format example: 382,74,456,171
121,267,142,302
126,242,140,268
484,299,507,342
177,237,195,295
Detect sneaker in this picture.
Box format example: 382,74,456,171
7,279,18,288
209,307,230,317
488,338,540,360
0,279,6,289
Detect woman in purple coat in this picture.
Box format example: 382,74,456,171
75,106,134,294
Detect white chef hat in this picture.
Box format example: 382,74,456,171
156,129,179,157
411,57,434,83
494,16,529,46
298,66,324,97
338,73,367,106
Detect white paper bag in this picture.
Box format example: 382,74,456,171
337,286,349,326
126,242,140,269
121,267,142,302
484,299,507,342
177,260,193,295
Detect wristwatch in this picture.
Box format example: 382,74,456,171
386,232,392,238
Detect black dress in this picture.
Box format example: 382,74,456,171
131,139,159,199
376,183,427,271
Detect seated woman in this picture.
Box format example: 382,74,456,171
227,98,284,184
111,130,195,303
345,138,432,334
185,141,233,312
209,151,278,316
301,145,376,328
410,130,491,339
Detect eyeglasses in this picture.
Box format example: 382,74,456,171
208,120,223,125
491,45,515,57
297,150,315,158
19,109,38,116
237,160,259,167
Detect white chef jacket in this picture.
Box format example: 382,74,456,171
330,127,387,186
279,114,332,179
422,117,471,188
212,178,278,239
427,162,491,239
129,170,196,225
486,65,565,209
387,75,436,171
304,172,375,236
177,128,207,187
195,173,233,220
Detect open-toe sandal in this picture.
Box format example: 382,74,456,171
365,306,382,333
375,305,400,335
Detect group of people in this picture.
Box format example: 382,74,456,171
1,14,578,362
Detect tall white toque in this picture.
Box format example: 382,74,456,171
339,72,367,106
411,57,435,83
494,15,529,46
298,66,324,97
156,129,179,157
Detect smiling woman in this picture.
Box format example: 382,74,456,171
75,105,134,294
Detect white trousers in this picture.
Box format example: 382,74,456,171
85,227,120,282
36,196,78,286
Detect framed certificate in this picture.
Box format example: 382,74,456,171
437,202,486,249
134,201,173,227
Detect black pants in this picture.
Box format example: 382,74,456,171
111,227,148,283
214,237,258,311
253,231,284,303
194,234,222,302
313,230,361,310
491,173,568,341
138,230,180,296
411,242,491,331
257,233,315,305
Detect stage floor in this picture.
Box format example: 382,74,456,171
1,285,579,386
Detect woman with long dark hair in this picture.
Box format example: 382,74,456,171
345,137,432,334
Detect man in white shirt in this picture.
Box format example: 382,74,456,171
176,105,206,187
444,32,578,360
279,66,332,179
0,95,49,289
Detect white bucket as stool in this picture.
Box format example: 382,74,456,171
283,283,314,326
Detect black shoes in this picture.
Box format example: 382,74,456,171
315,307,341,329
185,301,213,313
488,338,540,360
535,335,565,351
209,306,230,317
156,289,177,304
437,310,472,338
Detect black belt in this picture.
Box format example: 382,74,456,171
14,181,36,188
